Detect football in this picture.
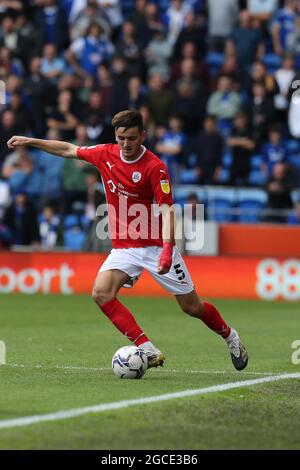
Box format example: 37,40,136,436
112,345,148,379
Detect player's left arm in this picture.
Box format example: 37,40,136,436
158,203,176,275
149,163,175,275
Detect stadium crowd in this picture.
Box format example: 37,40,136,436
1,0,300,250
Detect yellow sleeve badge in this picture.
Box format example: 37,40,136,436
160,179,170,194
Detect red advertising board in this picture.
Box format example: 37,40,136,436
0,252,299,301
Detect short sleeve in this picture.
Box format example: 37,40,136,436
77,144,106,166
150,164,174,206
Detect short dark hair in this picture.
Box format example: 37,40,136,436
111,110,144,132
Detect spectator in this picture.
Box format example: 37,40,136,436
3,191,39,245
228,112,255,186
147,73,172,126
163,0,191,46
248,0,279,26
287,200,300,224
272,0,300,56
250,82,275,146
129,0,150,49
173,10,206,60
207,75,241,123
46,89,80,141
0,16,21,54
69,1,111,41
145,27,173,80
126,76,146,110
0,110,20,167
261,126,288,178
155,115,186,182
207,0,240,52
245,60,279,100
23,56,53,136
191,115,223,184
40,43,67,84
265,162,295,222
67,22,115,78
8,91,28,133
33,0,69,50
16,12,42,64
172,79,206,134
63,124,89,213
274,54,296,112
109,55,129,116
116,21,144,77
38,204,60,248
226,10,265,70
84,89,113,143
2,147,42,201
32,128,64,206
0,46,24,80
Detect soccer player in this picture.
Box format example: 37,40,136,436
7,110,248,370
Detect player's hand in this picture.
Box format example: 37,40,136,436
157,242,173,275
7,136,30,150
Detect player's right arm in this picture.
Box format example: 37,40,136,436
7,136,78,159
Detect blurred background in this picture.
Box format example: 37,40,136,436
0,0,300,300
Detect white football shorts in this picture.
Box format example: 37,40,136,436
99,246,194,295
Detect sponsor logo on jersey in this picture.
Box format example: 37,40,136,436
132,171,142,183
160,179,170,194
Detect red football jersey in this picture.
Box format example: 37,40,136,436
77,144,174,248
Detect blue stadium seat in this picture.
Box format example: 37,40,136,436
288,154,300,170
286,139,299,155
179,169,199,184
206,187,236,222
250,154,263,170
263,53,282,74
173,185,206,206
222,152,233,169
63,229,86,251
64,214,90,230
218,168,230,184
236,189,267,223
291,189,300,205
248,170,267,186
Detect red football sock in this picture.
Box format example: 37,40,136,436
100,298,149,346
201,301,231,338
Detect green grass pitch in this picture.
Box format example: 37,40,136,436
0,294,300,450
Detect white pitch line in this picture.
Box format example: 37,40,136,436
0,373,299,430
4,363,281,376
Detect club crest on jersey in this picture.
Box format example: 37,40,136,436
132,171,141,183
160,179,170,194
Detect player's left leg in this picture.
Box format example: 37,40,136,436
175,291,248,371
145,246,248,370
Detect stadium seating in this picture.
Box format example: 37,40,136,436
236,188,267,223
63,214,90,251
206,187,236,222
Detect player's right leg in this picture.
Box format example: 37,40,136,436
92,268,164,368
92,269,149,345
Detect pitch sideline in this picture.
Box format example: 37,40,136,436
0,373,299,430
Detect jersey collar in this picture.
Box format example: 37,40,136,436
120,145,146,164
